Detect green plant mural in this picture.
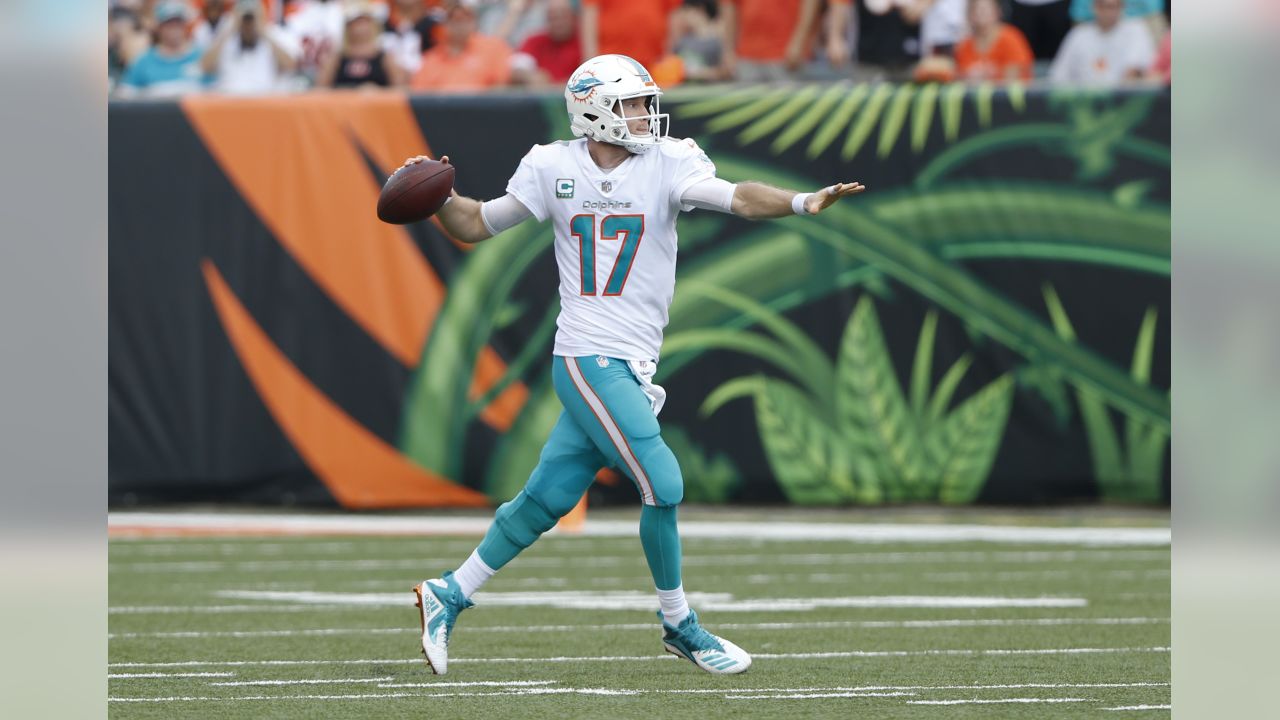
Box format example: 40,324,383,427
698,296,1013,504
1042,285,1169,501
394,85,1169,506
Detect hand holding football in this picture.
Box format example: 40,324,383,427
377,156,456,225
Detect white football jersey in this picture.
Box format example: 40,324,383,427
505,137,717,361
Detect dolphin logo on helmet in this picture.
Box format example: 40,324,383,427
564,54,668,155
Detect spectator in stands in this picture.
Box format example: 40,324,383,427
1070,0,1166,44
117,2,206,97
1049,0,1155,87
904,0,966,82
109,5,151,90
1009,0,1072,60
953,0,1034,82
317,2,407,88
285,0,347,82
908,0,967,59
670,0,726,82
193,0,233,48
1149,30,1169,85
852,0,922,81
479,0,549,48
411,0,512,92
579,0,680,71
383,0,439,76
719,0,836,82
510,0,581,86
201,0,301,93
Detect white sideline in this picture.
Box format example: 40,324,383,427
108,616,1168,640
108,549,1170,574
1105,705,1171,711
107,646,1169,669
109,512,1170,546
212,588,1088,611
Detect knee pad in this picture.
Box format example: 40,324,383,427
636,440,684,507
493,490,558,549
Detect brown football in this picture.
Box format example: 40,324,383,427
377,159,455,224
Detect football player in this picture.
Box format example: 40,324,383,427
405,54,864,676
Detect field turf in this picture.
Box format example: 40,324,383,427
108,510,1170,718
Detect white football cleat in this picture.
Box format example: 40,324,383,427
412,571,473,675
659,610,752,674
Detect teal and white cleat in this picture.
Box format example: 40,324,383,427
412,571,474,675
658,610,752,674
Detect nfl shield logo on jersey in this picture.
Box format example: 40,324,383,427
601,180,612,193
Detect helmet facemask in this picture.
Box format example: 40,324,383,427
574,91,668,154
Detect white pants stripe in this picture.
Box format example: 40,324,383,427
562,357,655,504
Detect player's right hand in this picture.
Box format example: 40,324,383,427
398,155,450,171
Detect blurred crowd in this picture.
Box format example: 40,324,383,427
108,0,1172,97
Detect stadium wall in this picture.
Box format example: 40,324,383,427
108,87,1169,508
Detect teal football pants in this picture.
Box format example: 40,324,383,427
475,355,685,590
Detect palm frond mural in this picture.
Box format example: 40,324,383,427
672,82,1024,159
700,296,1013,504
1042,285,1169,501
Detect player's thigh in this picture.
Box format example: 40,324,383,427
524,410,606,517
552,355,683,506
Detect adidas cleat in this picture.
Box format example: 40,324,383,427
412,571,474,675
659,610,752,675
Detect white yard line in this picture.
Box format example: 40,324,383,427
107,646,1169,669
108,604,355,614
728,692,916,699
1105,705,1171,711
209,677,393,687
210,588,1089,611
109,617,1168,640
108,672,235,679
908,697,1092,705
375,681,559,688
109,512,1170,546
675,682,1167,694
108,688,638,702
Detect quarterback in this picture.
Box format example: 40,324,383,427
404,54,864,676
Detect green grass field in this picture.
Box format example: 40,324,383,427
108,510,1170,718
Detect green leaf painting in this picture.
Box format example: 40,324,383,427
703,297,1014,505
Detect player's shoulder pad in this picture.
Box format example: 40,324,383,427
658,136,708,160
521,140,573,168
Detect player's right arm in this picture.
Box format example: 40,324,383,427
399,155,536,244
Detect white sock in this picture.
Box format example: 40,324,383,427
657,584,690,627
452,550,496,599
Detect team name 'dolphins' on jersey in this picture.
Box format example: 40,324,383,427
504,137,718,362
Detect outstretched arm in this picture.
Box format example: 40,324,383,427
730,180,865,220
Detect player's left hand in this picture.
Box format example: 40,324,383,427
805,182,866,214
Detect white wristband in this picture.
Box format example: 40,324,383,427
792,193,813,215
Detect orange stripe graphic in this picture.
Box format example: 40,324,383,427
181,93,526,430
202,259,489,509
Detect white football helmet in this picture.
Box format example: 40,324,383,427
564,54,668,154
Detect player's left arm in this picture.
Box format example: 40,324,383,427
729,180,866,220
